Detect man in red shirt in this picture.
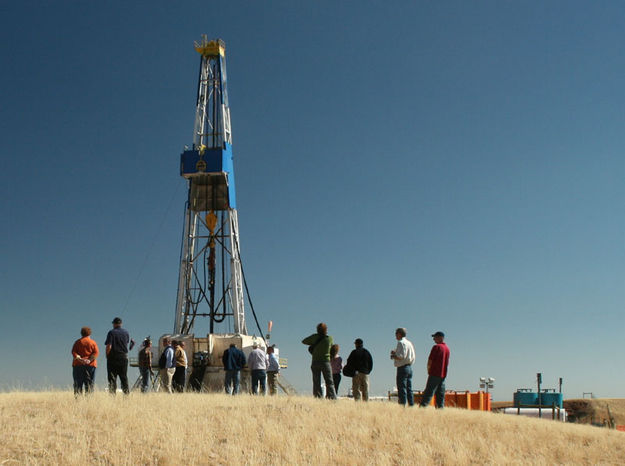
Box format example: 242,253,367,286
71,326,99,395
419,331,450,408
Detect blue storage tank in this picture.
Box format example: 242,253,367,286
539,392,563,408
514,390,538,407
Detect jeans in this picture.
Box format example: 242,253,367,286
139,367,151,393
420,375,446,408
225,370,241,394
73,365,96,395
352,372,369,401
396,365,413,406
332,373,342,395
251,369,267,395
107,355,129,394
311,361,336,399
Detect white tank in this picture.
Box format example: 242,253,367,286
502,407,567,421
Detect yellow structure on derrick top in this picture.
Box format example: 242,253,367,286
194,36,225,57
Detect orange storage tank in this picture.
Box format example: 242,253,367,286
411,390,491,411
445,391,472,409
470,391,484,410
469,391,491,411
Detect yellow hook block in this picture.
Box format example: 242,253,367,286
206,210,217,232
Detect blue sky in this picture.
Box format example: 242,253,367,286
1,1,623,400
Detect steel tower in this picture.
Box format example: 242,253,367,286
175,37,246,336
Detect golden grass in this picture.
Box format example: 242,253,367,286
1,392,624,465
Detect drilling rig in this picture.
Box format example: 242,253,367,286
157,36,282,392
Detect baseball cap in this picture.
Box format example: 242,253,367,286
431,331,445,337
354,338,363,345
112,317,122,324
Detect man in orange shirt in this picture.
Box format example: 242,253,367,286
71,326,99,395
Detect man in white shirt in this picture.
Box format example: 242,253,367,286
391,327,416,406
247,342,268,395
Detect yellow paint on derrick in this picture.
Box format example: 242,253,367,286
194,37,225,57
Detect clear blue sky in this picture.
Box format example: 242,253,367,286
1,1,623,400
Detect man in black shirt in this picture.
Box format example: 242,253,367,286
345,338,373,401
105,317,134,394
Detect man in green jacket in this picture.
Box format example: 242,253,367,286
302,322,336,399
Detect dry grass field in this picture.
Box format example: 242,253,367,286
1,391,624,465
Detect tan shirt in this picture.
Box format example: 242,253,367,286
175,346,188,368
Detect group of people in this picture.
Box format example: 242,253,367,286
392,327,450,408
302,323,450,407
71,317,135,395
71,317,281,396
222,342,281,395
145,336,188,394
303,323,374,401
72,317,449,405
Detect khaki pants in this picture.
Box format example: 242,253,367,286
352,372,369,401
267,371,279,395
160,368,175,393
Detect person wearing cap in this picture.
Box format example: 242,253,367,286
390,327,416,406
71,326,99,396
222,343,246,395
345,338,373,401
104,317,135,395
137,338,154,393
419,331,450,408
247,341,268,395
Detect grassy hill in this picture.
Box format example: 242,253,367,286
564,399,625,426
1,392,624,464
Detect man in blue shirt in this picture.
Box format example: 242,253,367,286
159,337,175,394
222,343,246,395
266,345,280,396
105,317,135,395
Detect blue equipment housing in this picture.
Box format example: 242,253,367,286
180,142,237,210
